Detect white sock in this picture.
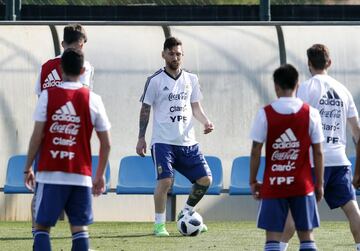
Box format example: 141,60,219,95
155,213,166,224
183,204,194,212
280,242,289,251
356,243,360,251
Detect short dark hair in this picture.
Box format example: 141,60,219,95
307,44,330,70
163,37,182,50
63,24,87,45
273,64,299,90
61,48,84,76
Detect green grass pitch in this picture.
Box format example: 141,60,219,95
0,221,354,250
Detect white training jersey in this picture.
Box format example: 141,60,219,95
250,97,324,145
140,68,203,146
34,55,94,96
33,81,111,187
297,74,358,167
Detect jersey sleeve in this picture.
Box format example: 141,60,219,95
90,92,111,132
346,89,358,119
34,67,42,96
80,61,94,90
140,77,157,106
250,108,267,143
190,75,203,103
33,90,48,122
309,107,324,144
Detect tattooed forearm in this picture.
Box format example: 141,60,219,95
138,103,151,138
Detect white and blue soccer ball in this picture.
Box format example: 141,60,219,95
177,210,203,236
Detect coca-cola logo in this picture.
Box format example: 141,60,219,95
271,149,299,161
168,92,188,101
319,108,341,119
50,122,80,135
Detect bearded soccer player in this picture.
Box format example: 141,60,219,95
136,37,214,236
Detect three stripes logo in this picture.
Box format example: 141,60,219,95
319,88,344,107
272,128,300,149
163,86,169,91
51,101,81,123
43,69,62,89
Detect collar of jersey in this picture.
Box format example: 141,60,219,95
163,68,182,81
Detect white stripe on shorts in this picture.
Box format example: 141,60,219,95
34,183,44,221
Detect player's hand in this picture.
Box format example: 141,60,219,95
315,185,324,202
353,174,360,189
24,169,35,192
204,121,214,134
250,181,262,200
136,137,147,157
92,175,105,196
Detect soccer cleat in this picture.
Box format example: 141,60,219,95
201,223,208,233
177,210,185,221
153,223,169,237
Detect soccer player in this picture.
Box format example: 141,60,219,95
34,23,94,96
136,37,214,237
250,64,324,251
30,23,94,236
24,48,111,251
280,44,360,251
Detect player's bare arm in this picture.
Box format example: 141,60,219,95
191,102,214,134
354,141,360,189
93,130,111,196
250,141,263,200
348,116,360,144
312,143,324,202
24,121,45,191
136,103,151,157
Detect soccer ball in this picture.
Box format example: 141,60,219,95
177,210,203,236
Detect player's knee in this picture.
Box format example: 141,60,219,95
35,224,50,232
196,175,212,187
157,178,173,192
71,225,88,234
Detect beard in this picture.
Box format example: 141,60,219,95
168,61,180,71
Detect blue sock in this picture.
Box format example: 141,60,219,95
71,231,89,251
299,240,317,251
33,230,51,251
265,240,280,251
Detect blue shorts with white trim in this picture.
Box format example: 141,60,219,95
151,143,211,182
257,193,319,232
35,183,93,227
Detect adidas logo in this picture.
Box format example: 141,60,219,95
272,128,300,149
51,101,81,123
163,86,169,91
42,69,62,89
320,88,343,107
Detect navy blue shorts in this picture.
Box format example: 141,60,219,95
257,194,319,232
323,166,356,209
151,143,211,182
35,183,93,227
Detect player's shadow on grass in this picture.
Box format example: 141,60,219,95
0,233,154,241
0,231,191,241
